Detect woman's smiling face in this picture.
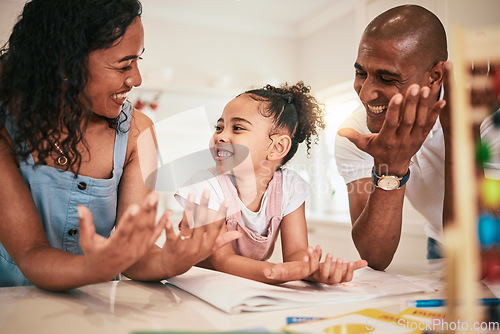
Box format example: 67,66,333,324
85,17,144,119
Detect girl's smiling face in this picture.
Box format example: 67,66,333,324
85,17,144,119
211,94,275,175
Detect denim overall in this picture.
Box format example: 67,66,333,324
0,102,132,286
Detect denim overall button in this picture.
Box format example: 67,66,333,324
77,182,87,190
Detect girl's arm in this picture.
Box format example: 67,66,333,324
265,203,367,284
210,203,321,284
280,203,311,262
208,226,301,284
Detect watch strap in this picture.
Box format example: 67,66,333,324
371,167,411,189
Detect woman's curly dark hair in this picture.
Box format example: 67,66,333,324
0,0,142,173
244,82,325,165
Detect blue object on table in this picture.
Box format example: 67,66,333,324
407,298,500,308
478,213,500,247
286,316,324,324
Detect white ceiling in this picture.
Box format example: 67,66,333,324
0,0,357,94
2,0,353,39
140,0,353,39
143,0,333,26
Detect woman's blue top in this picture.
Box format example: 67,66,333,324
0,102,132,286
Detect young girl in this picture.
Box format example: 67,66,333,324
175,82,367,284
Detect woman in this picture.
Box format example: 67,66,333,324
0,0,238,291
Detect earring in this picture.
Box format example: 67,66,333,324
270,153,273,157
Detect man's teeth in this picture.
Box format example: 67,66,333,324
368,105,387,114
112,93,128,99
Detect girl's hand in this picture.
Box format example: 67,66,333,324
160,190,241,277
78,191,165,282
263,245,322,282
309,254,368,285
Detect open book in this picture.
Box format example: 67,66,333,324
164,266,442,314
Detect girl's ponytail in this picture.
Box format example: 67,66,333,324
244,81,325,165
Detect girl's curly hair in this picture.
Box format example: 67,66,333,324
244,81,326,165
0,0,142,173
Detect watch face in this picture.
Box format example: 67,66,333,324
378,176,400,190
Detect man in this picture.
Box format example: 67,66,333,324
335,5,453,270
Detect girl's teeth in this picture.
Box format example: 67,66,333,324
218,151,232,157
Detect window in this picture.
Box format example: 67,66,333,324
287,81,360,221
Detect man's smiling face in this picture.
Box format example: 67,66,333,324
353,34,431,133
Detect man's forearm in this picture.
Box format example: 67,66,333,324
351,187,405,270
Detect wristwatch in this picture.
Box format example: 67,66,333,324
371,167,411,190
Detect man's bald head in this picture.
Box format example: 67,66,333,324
363,5,447,70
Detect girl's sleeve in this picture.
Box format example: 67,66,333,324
281,169,311,217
